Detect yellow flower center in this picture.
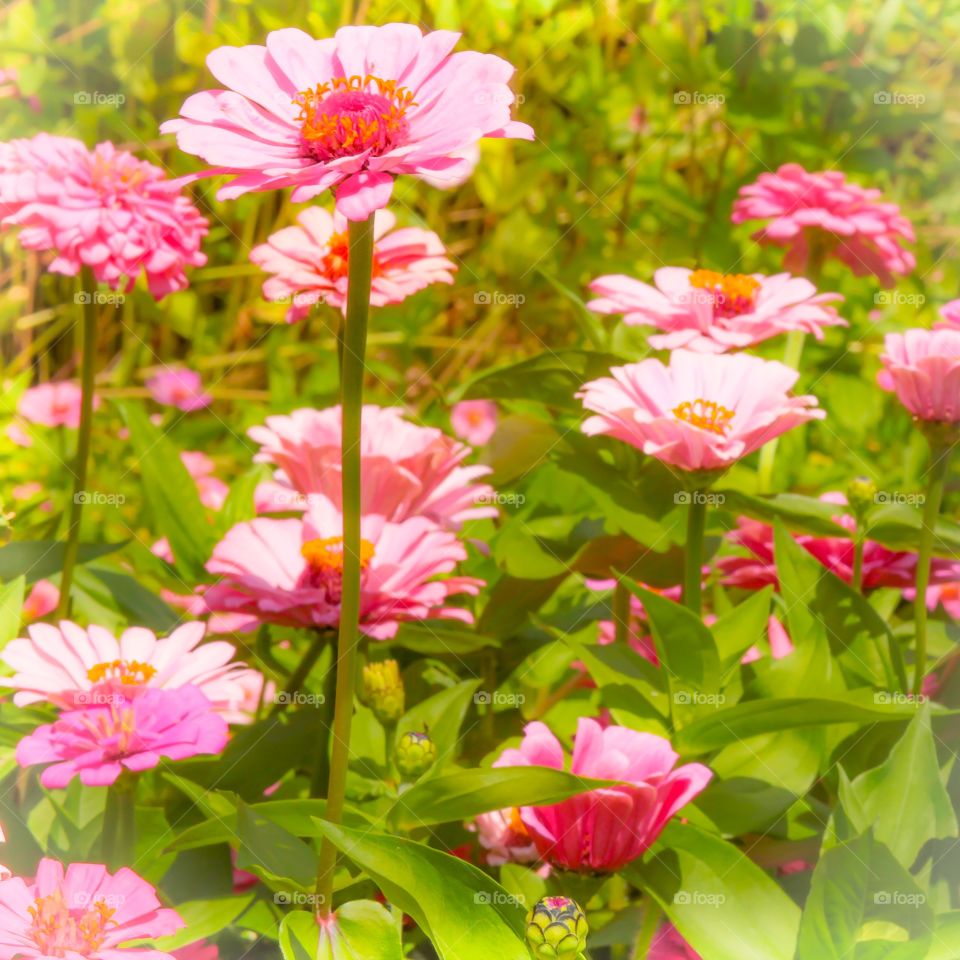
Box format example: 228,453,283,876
86,659,157,685
688,269,760,318
29,890,116,957
301,536,375,572
672,398,735,435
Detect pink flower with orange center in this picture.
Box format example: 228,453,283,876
450,399,498,446
879,328,960,423
17,382,101,429
472,808,538,866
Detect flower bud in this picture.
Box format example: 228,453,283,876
525,896,588,959
846,476,878,519
362,659,405,723
395,730,437,779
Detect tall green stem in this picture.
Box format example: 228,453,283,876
57,271,98,617
851,534,865,593
613,579,630,645
315,215,374,918
684,495,707,616
913,442,953,697
102,780,136,869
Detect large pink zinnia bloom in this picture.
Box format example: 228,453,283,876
578,350,824,473
731,163,915,286
0,621,263,722
250,207,455,321
248,405,496,529
587,268,845,353
17,382,101,429
204,495,482,638
0,134,207,298
16,686,228,787
0,858,183,959
878,328,960,422
160,24,533,220
494,718,712,873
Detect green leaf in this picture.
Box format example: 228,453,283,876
395,679,480,767
235,800,318,890
0,541,122,584
867,503,960,559
718,491,849,537
478,574,567,637
712,586,773,667
389,622,499,655
280,901,403,960
149,895,254,952
0,576,25,648
87,568,180,632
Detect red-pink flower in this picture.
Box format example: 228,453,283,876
937,299,960,329
879,328,960,422
649,924,702,960
161,24,533,220
17,382,100,429
21,580,59,624
588,269,844,353
204,495,482,638
173,942,219,960
250,207,455,321
731,163,915,286
450,399,498,446
16,686,228,787
494,718,712,872
0,858,184,959
146,369,213,412
578,350,824,473
248,405,496,529
0,134,207,298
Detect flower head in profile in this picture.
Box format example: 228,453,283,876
249,405,496,529
588,269,844,353
251,207,456,321
450,399,498,446
17,686,228,787
17,382,100,429
0,134,207,298
731,163,915,286
161,24,533,220
577,350,824,474
146,368,213,412
879,328,960,423
0,858,183,959
495,718,712,872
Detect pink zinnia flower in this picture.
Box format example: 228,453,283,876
0,134,207,298
577,350,824,473
146,369,213,412
16,686,228,787
21,580,59,624
937,299,960,329
906,581,960,620
180,452,229,510
173,942,219,960
250,207,456,321
248,405,496,529
731,163,915,286
587,269,845,353
17,382,100,429
450,399,498,447
0,858,183,959
0,620,263,721
649,924,702,960
160,24,533,220
204,495,482,639
472,808,538,866
878,328,960,422
494,718,712,872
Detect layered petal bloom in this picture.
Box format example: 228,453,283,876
17,382,100,429
160,24,533,220
450,399,498,446
495,718,712,872
731,163,915,286
577,350,824,473
0,858,183,959
0,134,207,298
250,207,455,321
588,269,844,353
146,368,213,412
16,686,228,787
204,495,482,638
248,405,496,529
472,808,538,866
0,620,263,720
878,328,960,422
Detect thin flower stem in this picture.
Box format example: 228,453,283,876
851,534,865,593
613,579,630,645
684,496,707,616
315,215,375,919
270,629,330,717
102,779,136,869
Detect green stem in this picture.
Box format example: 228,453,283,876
315,215,375,918
851,534,865,593
270,629,330,716
613,579,630,645
913,443,953,697
309,657,338,798
57,270,98,617
684,495,707,616
756,329,806,494
102,780,136,869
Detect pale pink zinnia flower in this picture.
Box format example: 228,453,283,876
250,207,456,321
450,399,497,447
204,495,482,638
936,299,960,329
0,858,183,959
146,369,213,412
494,718,712,873
731,163,915,286
587,269,845,353
878,328,960,422
160,24,533,220
248,405,496,529
472,808,538,866
21,580,59,624
17,382,100,429
16,686,228,787
578,350,824,473
0,134,207,298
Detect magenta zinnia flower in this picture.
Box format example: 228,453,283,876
450,399,498,446
161,24,533,220
0,858,183,959
588,268,845,353
17,382,100,429
495,718,712,873
204,495,482,638
146,368,213,411
248,405,496,529
731,163,915,285
879,328,960,422
250,207,455,321
0,134,207,298
577,350,824,473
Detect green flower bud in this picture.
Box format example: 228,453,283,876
362,659,405,723
525,896,588,959
394,730,437,779
846,476,878,519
